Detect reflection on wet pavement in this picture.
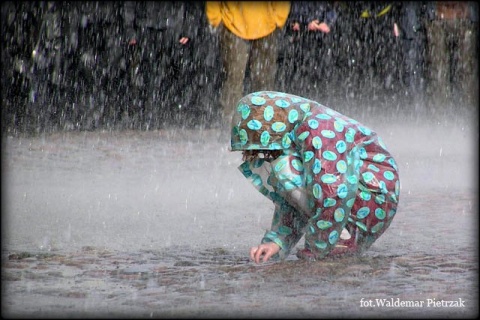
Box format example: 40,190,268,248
2,239,478,318
2,121,478,318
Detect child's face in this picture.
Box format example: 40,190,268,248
242,150,283,162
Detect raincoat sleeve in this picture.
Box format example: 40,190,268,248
258,153,310,259
205,1,222,28
261,200,309,260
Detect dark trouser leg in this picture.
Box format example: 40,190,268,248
218,26,250,130
249,30,279,93
426,20,450,109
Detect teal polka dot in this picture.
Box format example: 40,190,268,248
313,183,322,199
345,128,356,143
272,211,280,225
371,222,384,233
356,221,368,231
275,99,290,108
347,198,355,208
288,109,299,123
311,210,321,220
334,117,348,125
388,209,397,218
238,103,250,119
312,136,322,149
252,158,265,168
357,207,370,219
316,113,332,120
259,186,269,196
304,151,314,162
375,208,386,220
290,174,303,187
334,121,344,132
303,111,312,120
309,225,316,234
291,97,303,103
347,175,358,185
278,225,293,235
359,191,371,201
322,150,337,161
282,134,291,148
367,164,380,172
270,192,283,203
251,96,266,105
251,174,263,187
239,129,248,145
298,131,310,141
324,198,336,207
363,139,374,145
384,171,395,180
270,142,282,149
379,180,387,193
329,230,339,244
334,208,345,222
314,240,328,250
336,160,347,173
240,164,252,177
317,220,333,230
373,153,386,163
389,158,398,171
362,171,374,183
260,131,270,146
325,108,337,116
271,122,287,133
321,173,337,184
359,147,367,159
274,157,288,172
312,158,322,174
247,119,262,130
263,105,274,121
349,118,359,125
375,194,386,204
358,125,372,135
308,119,319,129
300,103,311,112
336,140,346,153
337,184,349,199
305,174,313,185
291,159,303,172
321,130,336,138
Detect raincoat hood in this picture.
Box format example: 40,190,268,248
230,91,312,151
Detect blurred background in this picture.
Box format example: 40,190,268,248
1,1,478,136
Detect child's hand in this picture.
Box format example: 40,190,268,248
249,243,280,263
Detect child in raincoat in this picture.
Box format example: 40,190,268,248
231,91,400,263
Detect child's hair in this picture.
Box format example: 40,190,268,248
242,149,283,162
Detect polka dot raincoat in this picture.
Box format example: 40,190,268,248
231,91,400,260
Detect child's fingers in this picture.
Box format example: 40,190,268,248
254,248,264,264
249,247,258,262
262,250,274,263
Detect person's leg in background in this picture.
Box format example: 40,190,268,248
426,20,450,111
249,30,279,93
218,25,251,132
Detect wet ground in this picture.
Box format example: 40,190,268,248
2,107,478,318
